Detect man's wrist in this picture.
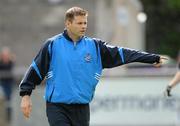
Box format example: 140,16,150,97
20,91,32,97
155,55,160,63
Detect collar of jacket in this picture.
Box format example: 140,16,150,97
63,29,84,43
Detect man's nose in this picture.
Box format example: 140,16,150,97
82,24,87,29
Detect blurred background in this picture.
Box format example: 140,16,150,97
0,0,179,126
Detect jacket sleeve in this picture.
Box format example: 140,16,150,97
93,38,160,69
19,40,53,96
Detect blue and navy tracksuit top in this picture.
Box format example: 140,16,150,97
19,30,160,104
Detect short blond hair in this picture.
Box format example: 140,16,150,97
65,7,88,22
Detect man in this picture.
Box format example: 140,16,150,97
19,7,166,126
165,53,180,97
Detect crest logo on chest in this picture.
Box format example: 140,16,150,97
84,53,92,62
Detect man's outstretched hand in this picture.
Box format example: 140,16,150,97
153,56,168,67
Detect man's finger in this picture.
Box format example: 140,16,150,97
22,107,28,117
153,62,162,67
160,56,168,60
24,109,30,118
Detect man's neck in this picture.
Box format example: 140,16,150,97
66,30,80,42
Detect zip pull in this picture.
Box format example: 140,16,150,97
73,42,77,50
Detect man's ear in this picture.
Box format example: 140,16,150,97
65,20,69,28
65,20,72,28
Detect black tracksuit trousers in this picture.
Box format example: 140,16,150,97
46,102,90,126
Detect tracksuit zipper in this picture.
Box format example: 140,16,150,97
74,42,77,50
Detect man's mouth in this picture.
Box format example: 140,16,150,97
80,30,85,33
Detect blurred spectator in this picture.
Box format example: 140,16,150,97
165,51,180,97
0,47,15,123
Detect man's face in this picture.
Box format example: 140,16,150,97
66,15,87,38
